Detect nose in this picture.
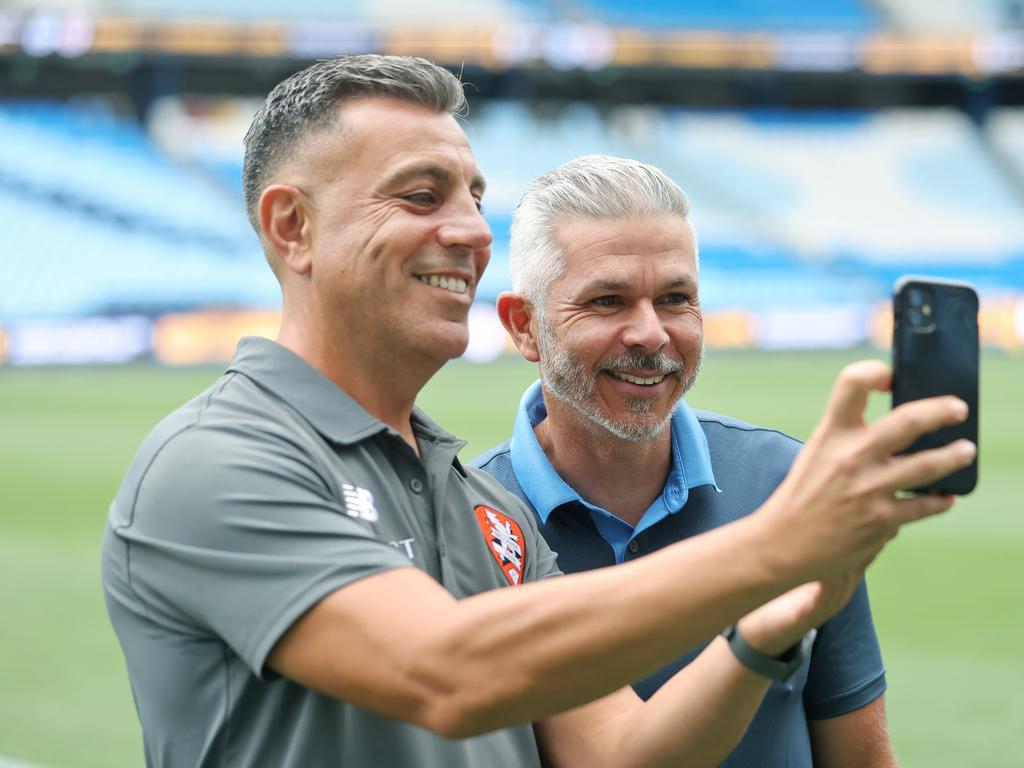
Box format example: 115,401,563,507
437,196,493,252
621,301,670,352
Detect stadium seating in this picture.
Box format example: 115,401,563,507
83,0,526,23
468,102,1024,307
3,97,1023,328
0,183,277,320
989,108,1024,177
8,0,1023,31
0,101,249,243
580,0,879,31
0,101,274,321
22,0,881,29
874,0,1024,32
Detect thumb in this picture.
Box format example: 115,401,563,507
821,360,892,431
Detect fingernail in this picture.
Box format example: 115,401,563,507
953,399,969,418
956,440,977,459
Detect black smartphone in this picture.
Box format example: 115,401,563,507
891,276,979,495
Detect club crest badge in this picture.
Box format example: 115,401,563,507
474,505,525,586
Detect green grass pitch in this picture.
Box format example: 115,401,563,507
1,350,1020,767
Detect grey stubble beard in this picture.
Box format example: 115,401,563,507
537,318,703,442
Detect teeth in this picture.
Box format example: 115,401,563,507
610,371,665,386
418,275,468,294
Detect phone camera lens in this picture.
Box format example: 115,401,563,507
908,308,925,327
909,288,926,307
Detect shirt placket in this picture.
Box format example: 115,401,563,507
419,435,464,590
383,433,440,578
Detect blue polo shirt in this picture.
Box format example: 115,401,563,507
508,380,719,563
473,382,888,767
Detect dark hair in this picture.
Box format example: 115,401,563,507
242,54,466,231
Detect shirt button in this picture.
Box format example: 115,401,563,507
628,540,639,554
409,478,424,494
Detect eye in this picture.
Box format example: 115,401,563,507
403,191,439,207
592,295,622,308
661,291,700,308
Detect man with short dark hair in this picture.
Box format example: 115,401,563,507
102,55,974,767
475,154,902,767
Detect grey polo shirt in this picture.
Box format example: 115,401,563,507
102,336,560,767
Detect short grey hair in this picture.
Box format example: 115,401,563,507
242,54,466,231
509,154,696,307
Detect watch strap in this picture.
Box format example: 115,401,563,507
722,624,817,682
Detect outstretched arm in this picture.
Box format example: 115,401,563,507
269,362,973,746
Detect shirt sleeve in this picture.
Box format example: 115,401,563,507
493,481,562,583
523,512,563,582
116,422,414,679
803,579,887,720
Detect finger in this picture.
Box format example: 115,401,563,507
868,396,969,456
876,439,976,493
822,360,892,429
888,491,957,526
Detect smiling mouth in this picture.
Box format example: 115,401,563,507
416,274,469,295
608,371,667,386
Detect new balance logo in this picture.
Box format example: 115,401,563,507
342,484,379,522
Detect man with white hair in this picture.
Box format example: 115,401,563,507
475,154,902,767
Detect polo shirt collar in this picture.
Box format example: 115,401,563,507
227,336,461,452
509,380,718,526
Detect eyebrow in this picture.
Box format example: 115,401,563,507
662,276,698,292
584,279,629,293
384,164,487,195
582,275,697,294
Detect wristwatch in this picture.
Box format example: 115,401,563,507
722,624,817,683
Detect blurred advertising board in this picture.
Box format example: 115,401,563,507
4,316,151,365
868,295,1024,352
154,310,280,365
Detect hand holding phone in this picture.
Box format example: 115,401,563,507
891,276,979,495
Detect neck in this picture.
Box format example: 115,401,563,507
534,393,673,527
277,305,438,452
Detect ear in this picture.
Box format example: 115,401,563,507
260,185,313,276
497,291,541,363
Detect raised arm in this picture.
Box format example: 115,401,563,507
269,521,790,738
269,362,974,746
